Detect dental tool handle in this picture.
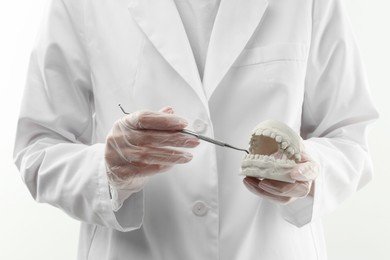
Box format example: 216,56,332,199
180,129,249,154
117,106,249,153
180,129,224,146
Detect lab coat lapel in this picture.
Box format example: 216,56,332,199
203,0,269,99
128,0,207,106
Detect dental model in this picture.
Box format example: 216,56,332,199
241,120,302,183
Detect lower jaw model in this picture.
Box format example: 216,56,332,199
241,120,302,183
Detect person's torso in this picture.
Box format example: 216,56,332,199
78,0,325,259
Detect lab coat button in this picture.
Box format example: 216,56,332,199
193,119,207,133
192,201,209,216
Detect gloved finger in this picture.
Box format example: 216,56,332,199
243,177,294,204
121,128,200,148
122,110,188,131
290,160,319,182
258,178,312,198
120,146,194,165
159,106,175,114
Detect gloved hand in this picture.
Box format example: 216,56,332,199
243,146,319,205
105,107,199,209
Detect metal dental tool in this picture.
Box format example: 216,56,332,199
118,104,249,154
180,128,249,154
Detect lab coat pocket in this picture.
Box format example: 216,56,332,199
232,43,307,67
229,43,308,108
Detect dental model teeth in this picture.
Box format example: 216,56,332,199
241,120,302,183
262,129,271,136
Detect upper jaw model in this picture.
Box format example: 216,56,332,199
241,120,302,183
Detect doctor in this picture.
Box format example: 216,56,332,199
14,0,378,259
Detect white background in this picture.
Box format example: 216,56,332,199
0,0,389,259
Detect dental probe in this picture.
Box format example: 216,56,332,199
118,104,249,154
180,129,249,154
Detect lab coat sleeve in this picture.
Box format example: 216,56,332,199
13,0,143,232
280,0,379,227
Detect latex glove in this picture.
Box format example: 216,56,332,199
243,147,319,205
105,107,199,209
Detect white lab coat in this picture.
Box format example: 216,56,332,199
14,0,378,259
